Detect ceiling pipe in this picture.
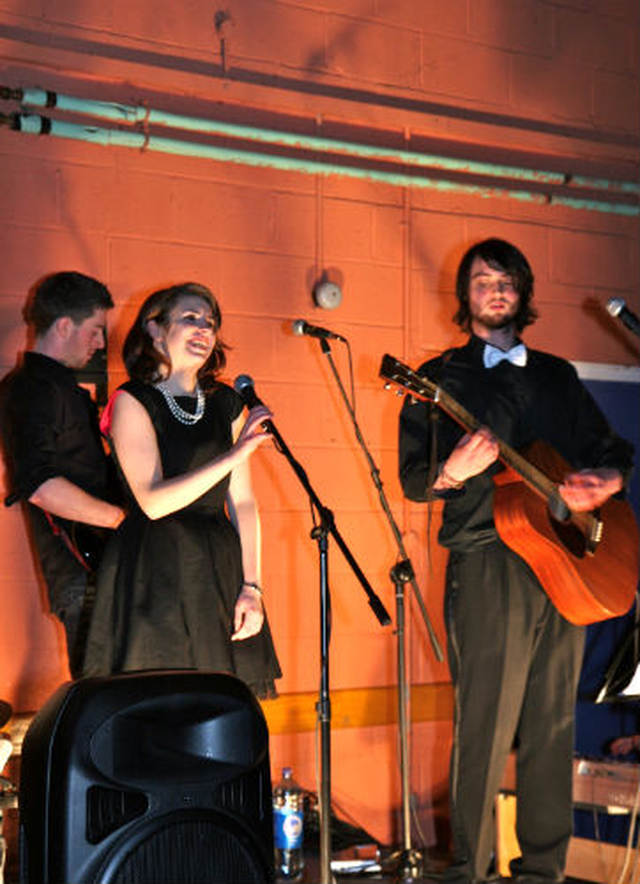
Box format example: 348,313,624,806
2,110,638,218
7,85,639,201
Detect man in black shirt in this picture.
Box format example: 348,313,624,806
399,239,635,884
3,272,123,677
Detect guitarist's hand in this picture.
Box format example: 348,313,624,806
559,468,623,512
435,427,500,489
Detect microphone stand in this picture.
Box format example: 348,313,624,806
317,337,443,882
263,405,391,884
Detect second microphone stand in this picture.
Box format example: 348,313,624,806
318,337,443,882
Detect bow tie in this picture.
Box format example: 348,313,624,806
483,342,527,369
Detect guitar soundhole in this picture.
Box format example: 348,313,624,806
548,511,587,559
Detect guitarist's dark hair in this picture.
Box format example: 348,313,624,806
26,272,113,335
454,238,538,333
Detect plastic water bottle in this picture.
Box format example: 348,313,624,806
273,766,304,880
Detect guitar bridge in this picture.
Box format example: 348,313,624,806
548,496,603,560
586,510,603,555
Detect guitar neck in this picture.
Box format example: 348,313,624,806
433,386,557,500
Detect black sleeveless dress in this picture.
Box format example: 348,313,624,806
83,380,281,699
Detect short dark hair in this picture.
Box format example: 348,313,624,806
123,282,227,388
26,271,113,335
454,238,538,333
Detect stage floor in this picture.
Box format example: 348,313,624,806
300,850,595,883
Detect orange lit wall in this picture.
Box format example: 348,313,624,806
0,0,638,847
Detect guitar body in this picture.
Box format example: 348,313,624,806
493,442,639,625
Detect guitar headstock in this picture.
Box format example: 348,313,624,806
379,354,438,403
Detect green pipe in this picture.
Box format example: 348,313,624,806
15,113,639,217
18,87,639,199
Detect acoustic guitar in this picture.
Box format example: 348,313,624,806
381,353,639,626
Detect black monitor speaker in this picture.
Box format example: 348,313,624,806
19,670,274,883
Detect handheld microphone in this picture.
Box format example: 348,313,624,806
292,319,346,342
606,298,640,336
233,374,275,432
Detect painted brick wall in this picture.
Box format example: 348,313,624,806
0,0,638,845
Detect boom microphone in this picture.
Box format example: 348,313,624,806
292,319,346,342
606,298,640,337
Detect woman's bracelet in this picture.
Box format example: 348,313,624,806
440,465,464,490
242,581,263,596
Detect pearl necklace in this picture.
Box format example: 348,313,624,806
156,382,205,425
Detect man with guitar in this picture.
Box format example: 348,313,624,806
398,238,636,884
3,272,124,678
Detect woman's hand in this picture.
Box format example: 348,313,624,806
233,406,273,458
231,586,264,641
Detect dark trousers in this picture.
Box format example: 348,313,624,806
51,575,95,679
444,542,585,883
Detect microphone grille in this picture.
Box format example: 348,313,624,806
606,297,625,317
292,319,306,336
233,374,254,394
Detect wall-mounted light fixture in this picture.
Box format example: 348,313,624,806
313,277,342,310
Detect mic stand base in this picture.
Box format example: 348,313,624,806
383,846,427,883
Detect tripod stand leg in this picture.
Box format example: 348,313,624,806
391,564,427,882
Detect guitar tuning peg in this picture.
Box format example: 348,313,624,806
396,389,403,397
384,383,392,390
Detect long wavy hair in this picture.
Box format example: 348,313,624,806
453,238,538,334
123,282,227,390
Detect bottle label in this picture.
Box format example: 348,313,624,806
273,807,303,850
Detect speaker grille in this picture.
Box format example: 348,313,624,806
86,786,149,843
97,814,268,884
